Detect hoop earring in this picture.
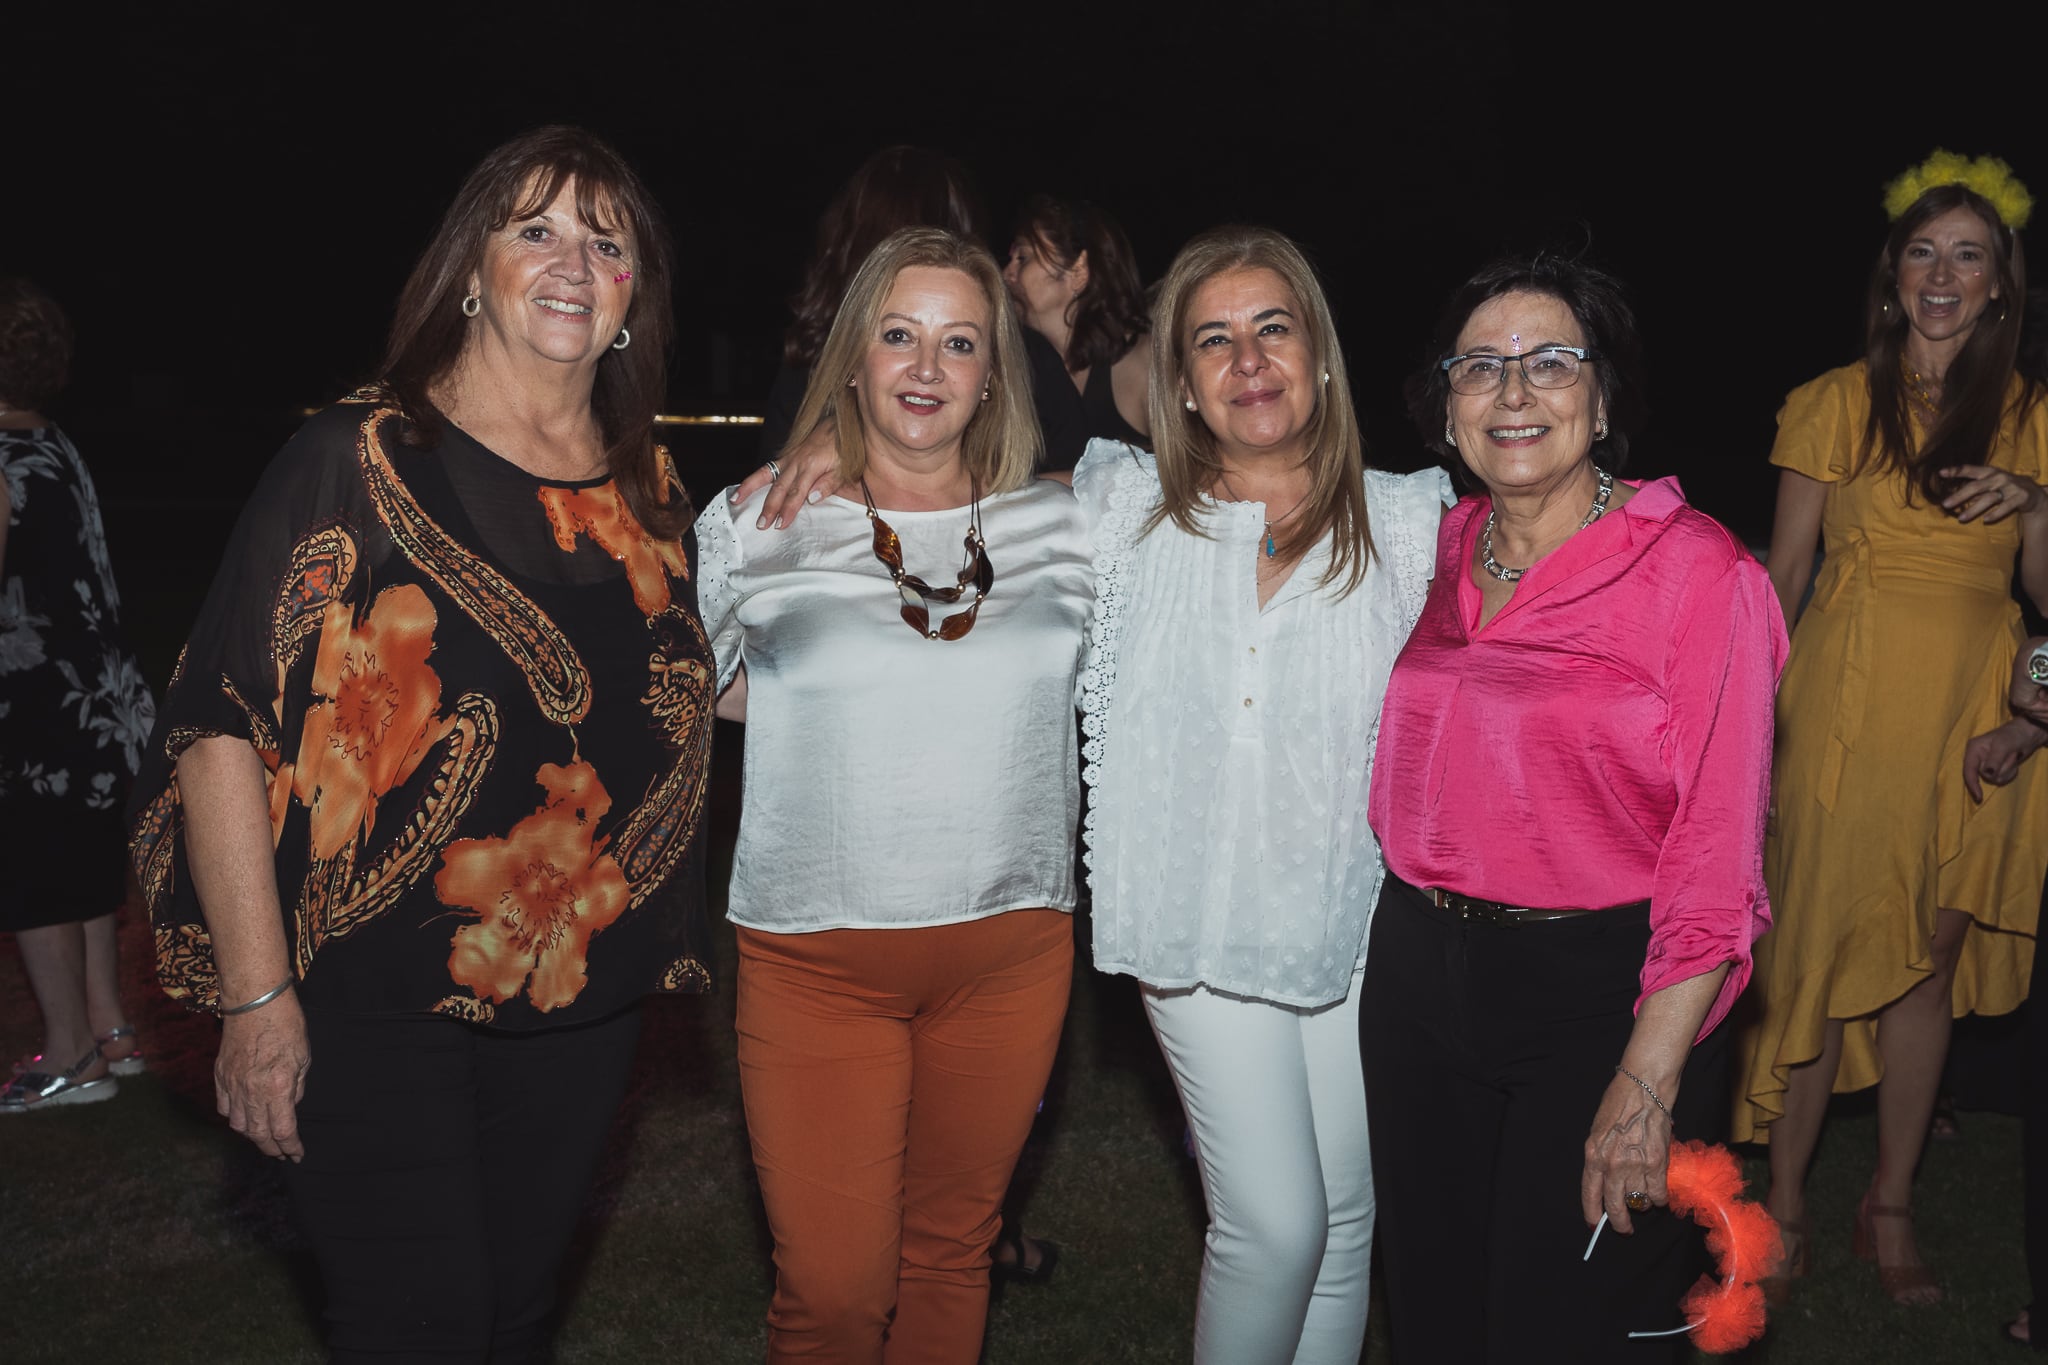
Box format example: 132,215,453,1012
611,328,631,351
461,293,482,318
1595,418,1609,440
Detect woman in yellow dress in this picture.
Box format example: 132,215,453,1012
1736,151,2047,1306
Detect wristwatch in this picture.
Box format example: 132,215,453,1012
2029,641,2048,686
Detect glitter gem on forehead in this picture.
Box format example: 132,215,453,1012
1510,333,1522,351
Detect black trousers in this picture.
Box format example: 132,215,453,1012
1360,876,1726,1365
283,1004,643,1364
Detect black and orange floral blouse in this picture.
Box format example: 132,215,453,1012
129,393,715,1028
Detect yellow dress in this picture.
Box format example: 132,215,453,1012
1733,362,2048,1143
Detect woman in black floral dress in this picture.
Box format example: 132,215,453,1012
0,278,157,1113
127,127,716,1361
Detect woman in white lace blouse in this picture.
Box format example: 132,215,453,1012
1073,226,1449,1365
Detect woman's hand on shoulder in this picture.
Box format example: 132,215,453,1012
215,989,312,1161
1941,465,2046,524
735,421,846,530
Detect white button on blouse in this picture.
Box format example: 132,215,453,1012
1074,441,1450,1007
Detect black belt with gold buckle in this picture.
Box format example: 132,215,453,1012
1426,887,1598,926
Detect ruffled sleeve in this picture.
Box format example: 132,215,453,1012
1366,466,1454,636
1641,551,1790,1038
690,492,748,694
1769,364,1866,483
1072,439,1155,886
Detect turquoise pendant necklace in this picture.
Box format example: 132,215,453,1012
1216,471,1313,558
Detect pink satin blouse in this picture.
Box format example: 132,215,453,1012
1367,477,1788,1037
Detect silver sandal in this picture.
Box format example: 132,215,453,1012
97,1025,146,1077
0,1046,118,1112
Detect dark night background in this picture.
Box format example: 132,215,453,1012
14,3,2042,682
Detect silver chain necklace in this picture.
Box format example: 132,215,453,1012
1480,466,1614,583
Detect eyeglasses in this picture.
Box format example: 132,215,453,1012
1440,346,1599,395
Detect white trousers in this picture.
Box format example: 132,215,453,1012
1142,974,1374,1365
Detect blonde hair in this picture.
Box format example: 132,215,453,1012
1146,225,1373,592
786,227,1040,495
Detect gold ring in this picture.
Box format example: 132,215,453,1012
1625,1190,1651,1213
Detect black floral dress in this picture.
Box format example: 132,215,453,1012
0,426,156,929
128,394,715,1026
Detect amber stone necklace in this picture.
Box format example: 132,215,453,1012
860,478,994,641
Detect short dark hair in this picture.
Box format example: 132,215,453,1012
1014,194,1149,372
0,279,74,411
380,125,683,537
783,146,984,368
1407,252,1645,474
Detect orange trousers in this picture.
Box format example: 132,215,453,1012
734,909,1073,1365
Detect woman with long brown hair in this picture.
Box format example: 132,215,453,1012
128,125,715,1359
1002,193,1152,471
1735,151,2048,1307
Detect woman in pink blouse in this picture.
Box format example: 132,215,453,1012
1360,254,1788,1363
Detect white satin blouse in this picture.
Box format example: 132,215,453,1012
1075,440,1451,1007
694,480,1094,933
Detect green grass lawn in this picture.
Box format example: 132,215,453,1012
0,900,2031,1364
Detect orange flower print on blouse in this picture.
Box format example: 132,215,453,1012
291,583,451,861
436,759,630,1012
538,482,687,617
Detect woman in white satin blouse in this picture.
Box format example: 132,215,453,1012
692,226,1091,1365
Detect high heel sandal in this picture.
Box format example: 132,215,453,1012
990,1223,1060,1291
0,1045,118,1113
96,1025,146,1077
1852,1189,1942,1305
1761,1216,1808,1306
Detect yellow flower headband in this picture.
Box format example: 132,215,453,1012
1883,149,2033,230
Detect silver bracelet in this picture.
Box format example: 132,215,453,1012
1615,1064,1671,1119
221,977,295,1016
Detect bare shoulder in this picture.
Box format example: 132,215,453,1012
1110,336,1152,437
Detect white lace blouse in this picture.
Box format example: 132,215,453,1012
1075,440,1451,1007
694,481,1093,933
